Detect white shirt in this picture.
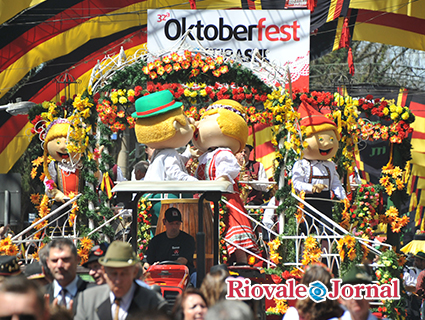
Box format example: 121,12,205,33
110,282,137,320
197,148,239,184
249,161,269,192
52,276,79,308
292,159,346,200
144,149,197,181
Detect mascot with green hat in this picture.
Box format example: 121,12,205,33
292,102,347,238
132,90,197,181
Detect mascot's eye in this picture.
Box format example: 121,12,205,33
56,141,61,145
330,137,334,142
318,137,324,142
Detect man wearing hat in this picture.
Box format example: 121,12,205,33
75,241,166,320
236,144,269,205
82,243,109,286
146,207,196,281
132,90,197,182
341,265,378,320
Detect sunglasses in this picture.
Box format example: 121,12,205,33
0,315,36,320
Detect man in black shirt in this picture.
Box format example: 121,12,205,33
146,207,196,283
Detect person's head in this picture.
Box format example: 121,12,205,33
46,238,80,287
0,275,49,320
200,266,229,307
133,90,195,150
38,245,53,283
24,261,48,287
341,265,373,320
192,100,248,154
296,264,343,320
237,145,253,165
205,300,253,320
298,102,340,161
342,266,372,320
173,288,208,320
134,160,149,180
99,241,139,298
414,251,425,270
82,243,109,285
163,207,182,239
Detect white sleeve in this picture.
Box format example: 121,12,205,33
180,145,192,164
163,153,197,181
251,162,269,192
44,161,57,197
282,307,299,320
327,162,347,200
262,196,276,227
291,160,313,194
115,166,127,182
214,150,240,184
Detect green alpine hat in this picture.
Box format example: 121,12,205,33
415,251,425,260
98,241,138,268
342,265,373,285
131,90,182,119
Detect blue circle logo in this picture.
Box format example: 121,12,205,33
308,281,327,303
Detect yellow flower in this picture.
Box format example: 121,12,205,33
396,106,403,114
304,236,317,250
80,237,93,250
119,96,128,104
30,194,41,205
401,112,409,120
390,112,399,121
80,108,91,118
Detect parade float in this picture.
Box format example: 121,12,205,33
0,43,416,319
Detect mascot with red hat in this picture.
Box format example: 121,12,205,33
292,102,347,238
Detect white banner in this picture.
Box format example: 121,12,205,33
148,9,310,88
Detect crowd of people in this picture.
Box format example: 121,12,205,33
0,242,382,320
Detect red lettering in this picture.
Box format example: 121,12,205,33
392,279,400,299
364,284,379,299
292,20,300,41
226,278,249,299
353,284,365,299
279,25,291,41
340,285,354,299
257,18,266,41
328,279,341,299
295,284,307,299
265,25,279,41
263,284,277,299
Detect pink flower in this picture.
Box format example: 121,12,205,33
45,180,55,191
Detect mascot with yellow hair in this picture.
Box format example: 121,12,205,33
132,90,197,181
292,102,347,238
193,99,258,264
42,118,82,234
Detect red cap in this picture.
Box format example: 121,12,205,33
298,102,340,139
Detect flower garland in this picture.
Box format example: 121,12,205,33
137,196,153,258
77,237,94,266
375,248,408,320
301,236,322,266
380,206,409,233
344,184,381,237
0,236,19,256
266,299,288,316
380,163,406,196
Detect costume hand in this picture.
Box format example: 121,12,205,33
240,173,251,182
52,188,66,203
216,176,230,182
189,146,202,160
312,183,327,193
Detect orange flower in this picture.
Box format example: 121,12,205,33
304,236,317,250
30,193,41,205
80,237,93,250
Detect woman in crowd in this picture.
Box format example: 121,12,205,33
200,265,229,307
172,288,208,320
283,264,350,320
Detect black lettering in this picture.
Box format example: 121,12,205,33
164,19,181,40
247,24,257,41
234,25,248,41
196,20,205,40
219,17,232,41
244,49,252,59
204,24,218,40
182,18,196,41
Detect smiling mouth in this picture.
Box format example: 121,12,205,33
57,152,69,159
319,148,332,156
193,127,199,140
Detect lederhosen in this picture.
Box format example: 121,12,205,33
301,163,333,235
49,162,83,236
